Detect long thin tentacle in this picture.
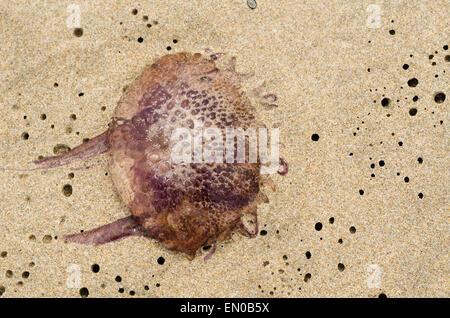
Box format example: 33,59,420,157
32,130,110,170
64,215,146,246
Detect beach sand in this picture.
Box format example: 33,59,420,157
0,0,448,297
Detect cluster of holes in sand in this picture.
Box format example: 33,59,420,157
71,220,357,297
351,26,447,296
0,248,165,297
126,8,178,52
0,250,35,296
360,41,444,191
18,30,131,201
354,42,448,202
19,97,99,201
77,257,166,298
0,238,166,297
367,39,447,121
296,26,447,297
305,58,435,297
20,85,94,146
255,217,358,296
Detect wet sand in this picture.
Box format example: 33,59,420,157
0,0,448,297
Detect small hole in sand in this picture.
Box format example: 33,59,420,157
62,184,73,197
304,273,311,282
247,0,257,9
91,264,100,273
381,98,390,107
434,92,446,103
53,144,71,155
73,28,83,37
79,287,89,297
409,108,417,116
407,78,418,87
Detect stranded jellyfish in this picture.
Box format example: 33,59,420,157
5,52,288,260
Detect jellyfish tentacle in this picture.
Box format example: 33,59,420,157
33,130,111,170
203,242,217,262
252,81,278,109
64,215,146,246
237,211,259,238
204,48,226,61
278,157,289,175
